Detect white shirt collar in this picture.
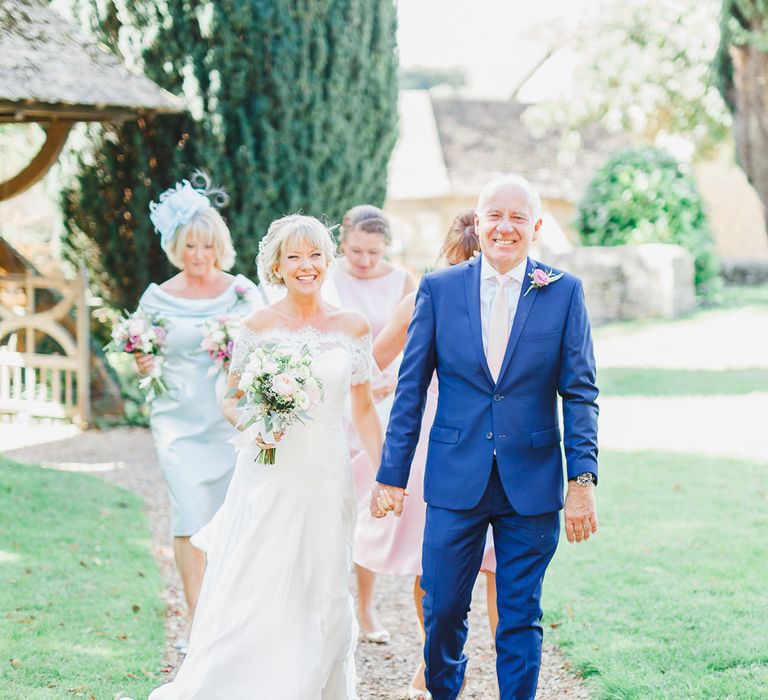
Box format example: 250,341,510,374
480,255,528,285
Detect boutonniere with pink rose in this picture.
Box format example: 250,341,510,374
523,267,564,297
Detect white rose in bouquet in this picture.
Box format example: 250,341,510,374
230,342,325,465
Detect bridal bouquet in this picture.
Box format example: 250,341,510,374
232,343,324,464
107,310,170,401
199,316,241,375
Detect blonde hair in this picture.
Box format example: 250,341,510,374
257,214,336,287
163,207,236,271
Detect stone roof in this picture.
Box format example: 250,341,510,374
431,97,625,203
0,0,183,122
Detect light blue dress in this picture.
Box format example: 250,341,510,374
139,274,265,536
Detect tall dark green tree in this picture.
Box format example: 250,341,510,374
63,0,399,310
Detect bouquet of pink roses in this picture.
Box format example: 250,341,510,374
107,309,170,401
199,316,241,376
231,343,324,464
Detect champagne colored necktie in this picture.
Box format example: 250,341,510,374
487,275,510,382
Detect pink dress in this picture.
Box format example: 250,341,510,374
353,377,496,576
332,265,409,461
332,265,409,338
333,263,496,576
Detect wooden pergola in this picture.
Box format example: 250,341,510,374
0,0,184,424
0,0,183,201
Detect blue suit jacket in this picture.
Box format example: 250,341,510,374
376,256,599,516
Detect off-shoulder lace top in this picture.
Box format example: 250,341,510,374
230,326,374,385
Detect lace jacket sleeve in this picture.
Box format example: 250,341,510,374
350,333,374,385
230,327,259,379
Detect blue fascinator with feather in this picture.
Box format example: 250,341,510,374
149,178,212,248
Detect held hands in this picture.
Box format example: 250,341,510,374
370,482,409,518
134,352,155,376
564,482,598,543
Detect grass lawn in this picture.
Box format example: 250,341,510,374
598,368,768,396
0,457,166,699
543,450,768,700
717,282,768,311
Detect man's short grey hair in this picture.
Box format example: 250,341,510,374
477,175,542,222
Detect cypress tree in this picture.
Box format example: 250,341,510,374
62,0,399,310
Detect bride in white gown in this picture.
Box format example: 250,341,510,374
149,215,383,700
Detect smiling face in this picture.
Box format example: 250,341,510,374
475,180,542,274
340,228,387,279
274,235,328,297
181,233,218,278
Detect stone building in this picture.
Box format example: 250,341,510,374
384,90,768,321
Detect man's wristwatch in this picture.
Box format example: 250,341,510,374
570,472,596,486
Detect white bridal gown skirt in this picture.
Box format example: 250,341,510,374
149,419,359,700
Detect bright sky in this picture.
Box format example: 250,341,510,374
396,0,605,98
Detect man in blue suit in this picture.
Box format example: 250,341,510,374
371,175,599,699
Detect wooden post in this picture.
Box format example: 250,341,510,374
76,266,91,425
25,270,34,354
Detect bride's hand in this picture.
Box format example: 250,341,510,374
370,483,409,518
255,431,284,449
371,374,396,403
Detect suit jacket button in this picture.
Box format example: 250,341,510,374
493,394,503,402
485,432,493,440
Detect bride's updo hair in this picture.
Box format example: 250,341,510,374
257,214,336,287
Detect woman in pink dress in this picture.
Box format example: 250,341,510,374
363,210,498,700
332,205,417,643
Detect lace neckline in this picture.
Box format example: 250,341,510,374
240,325,370,345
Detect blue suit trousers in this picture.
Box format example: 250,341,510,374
421,463,560,700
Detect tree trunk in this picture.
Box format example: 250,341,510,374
729,38,768,234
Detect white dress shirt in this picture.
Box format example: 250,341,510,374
480,255,527,356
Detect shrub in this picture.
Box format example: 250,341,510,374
576,147,721,300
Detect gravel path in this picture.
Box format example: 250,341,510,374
7,307,766,696
4,427,590,699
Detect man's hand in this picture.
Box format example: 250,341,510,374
564,482,598,543
370,482,409,518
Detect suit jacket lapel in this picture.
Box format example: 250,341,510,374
497,258,537,381
464,256,494,385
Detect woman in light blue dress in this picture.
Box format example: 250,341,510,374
135,176,264,644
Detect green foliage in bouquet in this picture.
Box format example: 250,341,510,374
62,0,399,310
576,147,722,301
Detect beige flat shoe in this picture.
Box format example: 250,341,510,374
361,628,391,643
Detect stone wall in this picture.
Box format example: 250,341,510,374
537,243,696,325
